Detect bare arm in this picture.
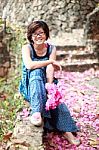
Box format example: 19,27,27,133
22,45,54,69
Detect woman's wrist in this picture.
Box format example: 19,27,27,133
49,59,55,64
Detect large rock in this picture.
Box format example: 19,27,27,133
9,117,44,150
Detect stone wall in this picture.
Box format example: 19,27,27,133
85,7,99,62
0,0,99,77
0,0,98,36
0,32,11,77
85,7,99,40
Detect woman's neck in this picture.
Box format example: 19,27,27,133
33,43,46,51
33,43,47,56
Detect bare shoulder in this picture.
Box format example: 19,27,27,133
22,44,31,56
22,44,30,50
48,43,56,54
48,43,56,59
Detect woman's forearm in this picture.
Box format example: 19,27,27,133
25,59,54,70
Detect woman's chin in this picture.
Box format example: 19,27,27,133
35,40,44,45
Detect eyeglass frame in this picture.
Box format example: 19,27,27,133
32,31,45,37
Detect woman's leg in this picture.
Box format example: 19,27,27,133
29,78,46,126
44,103,80,145
29,77,51,126
63,132,80,146
29,79,44,114
44,104,79,132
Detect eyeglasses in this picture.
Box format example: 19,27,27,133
32,31,45,37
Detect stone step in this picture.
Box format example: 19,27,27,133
71,53,97,60
55,44,99,72
59,60,99,72
56,45,86,51
56,50,97,60
59,58,98,65
56,48,94,55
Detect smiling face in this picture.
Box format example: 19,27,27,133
27,21,49,44
32,28,46,45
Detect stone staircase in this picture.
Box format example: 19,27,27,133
53,7,99,72
49,29,99,72
56,45,99,72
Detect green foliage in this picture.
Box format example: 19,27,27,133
0,18,3,26
10,28,26,54
96,2,99,7
0,76,24,141
0,25,26,141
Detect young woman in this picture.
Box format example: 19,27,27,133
19,20,80,146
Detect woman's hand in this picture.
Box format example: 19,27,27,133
52,60,62,72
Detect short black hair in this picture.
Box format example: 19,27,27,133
27,20,49,43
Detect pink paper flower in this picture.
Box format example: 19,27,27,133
45,83,64,110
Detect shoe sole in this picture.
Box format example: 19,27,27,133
29,116,42,127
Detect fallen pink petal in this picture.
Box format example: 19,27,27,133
44,69,99,149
